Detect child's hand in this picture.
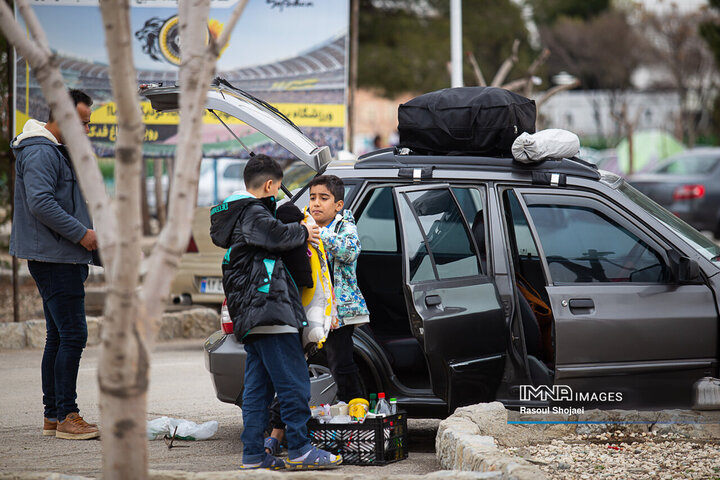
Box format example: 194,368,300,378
303,222,320,246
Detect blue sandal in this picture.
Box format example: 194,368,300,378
240,452,285,470
264,436,281,456
285,446,342,470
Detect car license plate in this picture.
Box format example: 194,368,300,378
199,277,223,294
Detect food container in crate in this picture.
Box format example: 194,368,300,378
307,412,408,465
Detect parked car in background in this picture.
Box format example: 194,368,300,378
146,157,248,216
143,80,720,418
628,148,720,239
196,158,248,206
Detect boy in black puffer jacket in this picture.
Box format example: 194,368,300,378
209,154,341,470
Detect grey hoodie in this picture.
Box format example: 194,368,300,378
9,119,92,264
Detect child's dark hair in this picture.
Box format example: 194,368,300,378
308,175,344,202
243,154,283,190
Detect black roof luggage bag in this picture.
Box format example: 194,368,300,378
398,86,536,155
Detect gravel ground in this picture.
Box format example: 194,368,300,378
503,431,720,480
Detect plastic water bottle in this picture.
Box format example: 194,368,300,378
375,392,391,415
389,397,397,415
369,393,377,413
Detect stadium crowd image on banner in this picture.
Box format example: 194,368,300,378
13,0,349,160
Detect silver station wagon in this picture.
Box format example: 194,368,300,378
143,80,720,416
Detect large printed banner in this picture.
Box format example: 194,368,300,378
14,0,349,158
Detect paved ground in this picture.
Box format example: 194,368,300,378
0,339,440,477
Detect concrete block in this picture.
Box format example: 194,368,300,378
86,316,103,346
181,308,219,339
25,319,47,349
157,313,183,341
0,321,27,349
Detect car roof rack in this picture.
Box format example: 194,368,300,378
355,147,601,181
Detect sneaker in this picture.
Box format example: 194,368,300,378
43,418,57,436
56,413,100,440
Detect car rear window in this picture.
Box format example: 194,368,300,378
655,154,720,175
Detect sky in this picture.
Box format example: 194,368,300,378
24,0,349,71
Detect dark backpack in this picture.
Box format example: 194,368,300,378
398,86,536,155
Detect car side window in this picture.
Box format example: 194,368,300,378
452,187,487,270
398,188,480,282
223,162,245,179
355,187,399,253
523,195,668,284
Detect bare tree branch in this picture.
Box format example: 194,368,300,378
524,47,551,97
211,0,249,56
15,0,51,55
502,78,530,91
467,51,487,86
490,38,520,87
536,79,580,108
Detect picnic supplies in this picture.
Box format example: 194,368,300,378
308,412,408,465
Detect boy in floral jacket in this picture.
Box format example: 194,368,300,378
308,175,370,402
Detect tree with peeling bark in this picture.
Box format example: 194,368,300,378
466,43,580,130
0,0,247,478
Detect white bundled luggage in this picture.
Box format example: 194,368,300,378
511,128,580,164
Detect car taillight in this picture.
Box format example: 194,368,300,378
673,184,705,200
186,234,199,253
221,299,233,334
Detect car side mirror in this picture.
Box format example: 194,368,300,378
667,250,703,284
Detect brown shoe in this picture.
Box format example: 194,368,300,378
43,418,57,436
56,412,99,440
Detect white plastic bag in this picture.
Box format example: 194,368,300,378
147,416,218,440
511,129,580,163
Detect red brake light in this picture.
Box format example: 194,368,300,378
186,234,199,253
221,299,233,334
672,184,705,200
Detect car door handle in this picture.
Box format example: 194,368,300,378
568,298,594,314
425,295,442,307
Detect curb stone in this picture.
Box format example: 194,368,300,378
0,307,219,350
0,471,506,480
436,402,720,480
436,402,547,480
0,321,26,349
0,475,94,480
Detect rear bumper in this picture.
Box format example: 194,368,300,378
171,254,224,305
203,331,338,406
204,331,246,405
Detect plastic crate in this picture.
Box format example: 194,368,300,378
307,412,408,465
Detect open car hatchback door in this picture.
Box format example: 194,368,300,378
140,78,331,172
393,184,507,411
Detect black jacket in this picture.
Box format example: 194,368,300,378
209,193,309,342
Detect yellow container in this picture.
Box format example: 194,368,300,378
348,398,370,420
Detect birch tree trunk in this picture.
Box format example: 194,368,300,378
97,0,148,477
0,0,247,478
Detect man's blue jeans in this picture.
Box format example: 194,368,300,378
28,261,89,422
241,333,312,464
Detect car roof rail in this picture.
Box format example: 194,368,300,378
355,147,601,181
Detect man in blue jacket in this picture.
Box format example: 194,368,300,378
10,89,99,440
